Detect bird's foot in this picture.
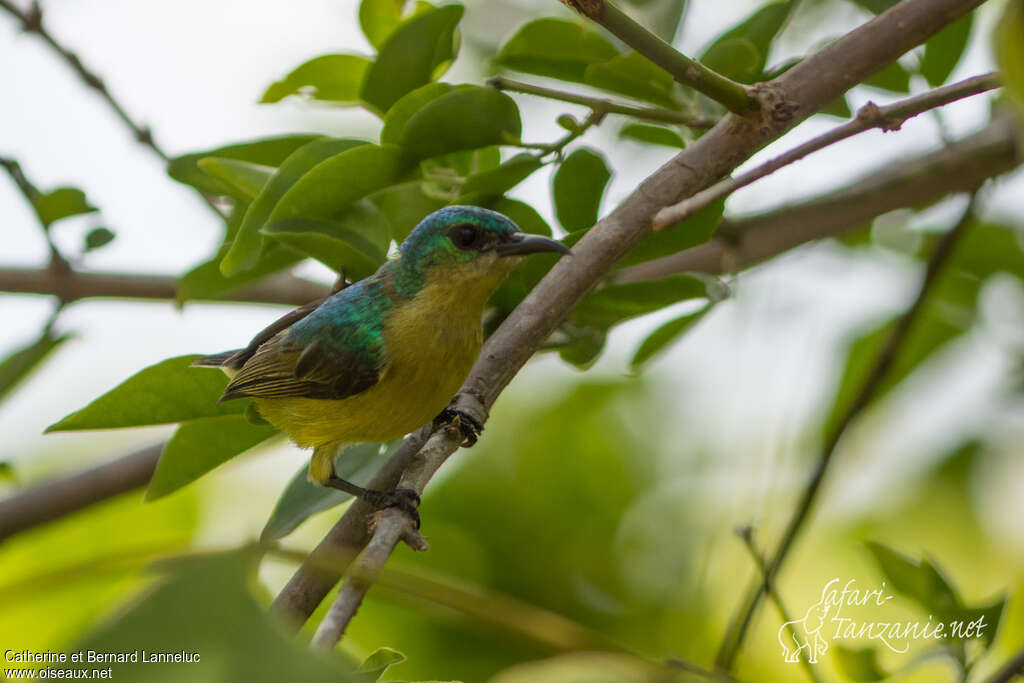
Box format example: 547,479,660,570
434,406,483,447
324,474,421,529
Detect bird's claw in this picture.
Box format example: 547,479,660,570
363,487,421,529
435,407,483,447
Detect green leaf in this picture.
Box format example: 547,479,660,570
460,153,542,199
631,305,709,370
260,54,370,103
850,0,899,14
619,197,724,267
491,197,552,237
820,94,853,118
863,59,911,93
261,441,398,541
31,187,97,228
584,52,677,107
367,180,447,240
996,1,1024,119
0,331,71,405
618,123,686,148
83,226,115,251
221,138,369,276
573,275,707,329
558,326,607,369
261,213,388,280
196,158,273,201
552,147,611,232
0,461,14,482
73,551,353,682
360,4,464,113
359,0,405,49
921,13,973,87
701,1,794,83
380,82,460,145
168,135,322,196
46,355,244,432
495,18,619,83
355,647,406,682
866,542,961,618
146,416,278,500
398,86,521,161
834,645,887,681
178,245,303,302
954,597,1005,647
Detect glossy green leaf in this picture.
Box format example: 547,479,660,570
584,52,677,107
618,123,686,148
495,18,619,83
359,0,405,49
261,214,387,279
996,1,1024,118
360,4,464,113
46,355,244,432
631,305,709,370
0,331,71,405
863,59,911,93
31,187,97,228
491,197,552,237
356,647,406,683
261,441,398,541
573,275,707,329
620,197,724,267
701,0,794,83
834,645,887,681
221,138,369,276
261,54,370,103
196,158,273,201
553,147,611,232
921,13,973,87
380,82,460,145
83,226,115,251
368,180,448,240
168,134,322,196
146,416,278,500
398,86,521,161
460,153,542,198
73,551,353,682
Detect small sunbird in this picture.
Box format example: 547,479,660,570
196,206,570,518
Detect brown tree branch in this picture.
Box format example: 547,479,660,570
0,266,328,306
616,115,1020,281
654,73,1001,229
0,444,160,543
715,194,980,670
271,0,987,644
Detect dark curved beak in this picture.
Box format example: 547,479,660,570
495,232,571,257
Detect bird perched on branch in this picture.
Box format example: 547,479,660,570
195,206,570,520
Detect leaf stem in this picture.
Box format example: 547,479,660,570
559,0,753,113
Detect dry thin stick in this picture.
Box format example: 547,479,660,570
716,194,980,670
654,73,1000,230
487,76,715,128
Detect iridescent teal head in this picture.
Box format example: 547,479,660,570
391,205,569,299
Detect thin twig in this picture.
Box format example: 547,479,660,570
0,0,223,216
736,527,824,683
985,646,1024,683
559,0,752,113
654,72,1000,230
273,0,984,638
0,157,72,275
487,76,715,128
716,194,980,671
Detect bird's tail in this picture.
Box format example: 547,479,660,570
192,350,243,368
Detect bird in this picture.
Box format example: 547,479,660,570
194,205,570,519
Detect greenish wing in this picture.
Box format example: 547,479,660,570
219,331,383,402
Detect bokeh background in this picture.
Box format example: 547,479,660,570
1,0,1022,680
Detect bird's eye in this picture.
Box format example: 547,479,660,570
448,223,483,250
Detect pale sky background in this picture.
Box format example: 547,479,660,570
2,0,1022,554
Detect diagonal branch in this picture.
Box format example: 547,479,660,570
272,0,987,646
654,73,1001,230
715,194,980,670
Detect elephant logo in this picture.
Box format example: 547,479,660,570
779,598,831,663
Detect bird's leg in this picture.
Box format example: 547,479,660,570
434,406,483,446
323,473,421,529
